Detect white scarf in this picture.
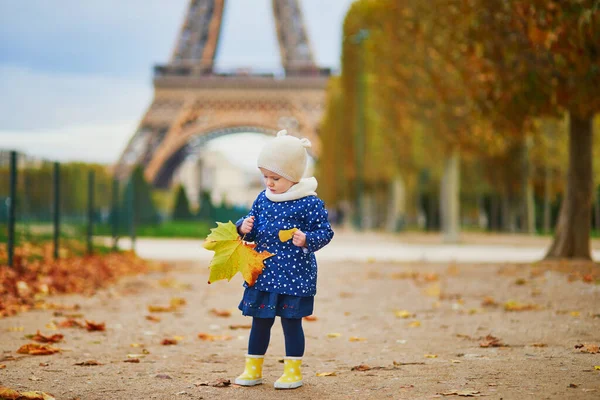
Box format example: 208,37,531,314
265,177,318,202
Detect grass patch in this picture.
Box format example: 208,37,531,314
92,220,212,239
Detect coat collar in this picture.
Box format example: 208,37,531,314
265,177,318,202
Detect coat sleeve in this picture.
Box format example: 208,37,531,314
235,193,261,242
303,198,334,253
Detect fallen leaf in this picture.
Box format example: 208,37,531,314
395,310,414,319
145,315,161,322
349,337,366,342
197,333,232,341
211,378,231,387
124,358,140,363
173,335,185,341
210,308,232,317
504,301,540,312
161,338,178,345
423,283,441,298
17,344,61,355
424,354,438,358
148,305,174,313
7,327,24,332
316,371,337,377
531,343,547,347
0,386,21,400
203,221,275,286
170,297,186,308
57,318,85,329
479,335,507,348
278,228,298,242
570,311,581,317
304,316,318,322
158,278,192,290
408,321,421,328
18,392,56,400
228,324,252,330
594,366,600,370
39,363,49,367
28,331,64,344
74,360,102,366
568,383,578,388
0,386,20,399
351,364,371,371
130,343,144,348
0,364,5,369
327,333,341,338
440,390,481,397
575,344,599,354
85,320,105,331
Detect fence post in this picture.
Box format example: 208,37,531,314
87,170,95,255
7,151,17,267
111,177,119,251
53,161,60,260
128,180,136,252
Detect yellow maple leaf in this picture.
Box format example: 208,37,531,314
278,228,298,242
203,221,274,286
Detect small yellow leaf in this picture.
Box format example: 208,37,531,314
173,336,185,341
349,337,367,342
278,228,298,242
408,321,421,328
570,311,580,317
423,283,441,298
395,310,413,319
594,366,600,370
424,354,438,358
327,333,341,338
316,371,337,377
130,343,144,348
7,326,24,332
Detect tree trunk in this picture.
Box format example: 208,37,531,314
545,114,593,260
522,136,536,234
595,192,600,233
386,176,405,232
440,148,460,243
543,164,552,234
490,193,499,231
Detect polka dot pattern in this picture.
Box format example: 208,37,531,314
236,191,334,297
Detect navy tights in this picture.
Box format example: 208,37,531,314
248,317,305,357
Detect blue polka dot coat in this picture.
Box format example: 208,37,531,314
235,190,334,297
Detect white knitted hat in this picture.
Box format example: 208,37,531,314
257,130,311,182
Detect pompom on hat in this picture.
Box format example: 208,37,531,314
257,130,311,183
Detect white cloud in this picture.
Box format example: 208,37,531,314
0,65,151,131
0,121,136,164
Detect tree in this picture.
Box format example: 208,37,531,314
171,185,193,221
468,0,600,259
121,165,159,228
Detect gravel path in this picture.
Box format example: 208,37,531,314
1,233,599,399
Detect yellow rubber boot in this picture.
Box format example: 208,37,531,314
274,357,303,389
234,354,264,386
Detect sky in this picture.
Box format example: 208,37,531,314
0,0,354,167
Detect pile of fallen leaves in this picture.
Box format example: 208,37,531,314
0,241,149,318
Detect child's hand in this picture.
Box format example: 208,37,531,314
292,230,306,247
240,216,255,235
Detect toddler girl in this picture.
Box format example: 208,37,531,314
234,130,334,389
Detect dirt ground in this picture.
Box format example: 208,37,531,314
1,255,599,399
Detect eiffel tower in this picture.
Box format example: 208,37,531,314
115,0,330,188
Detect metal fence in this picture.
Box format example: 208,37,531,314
0,150,137,267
